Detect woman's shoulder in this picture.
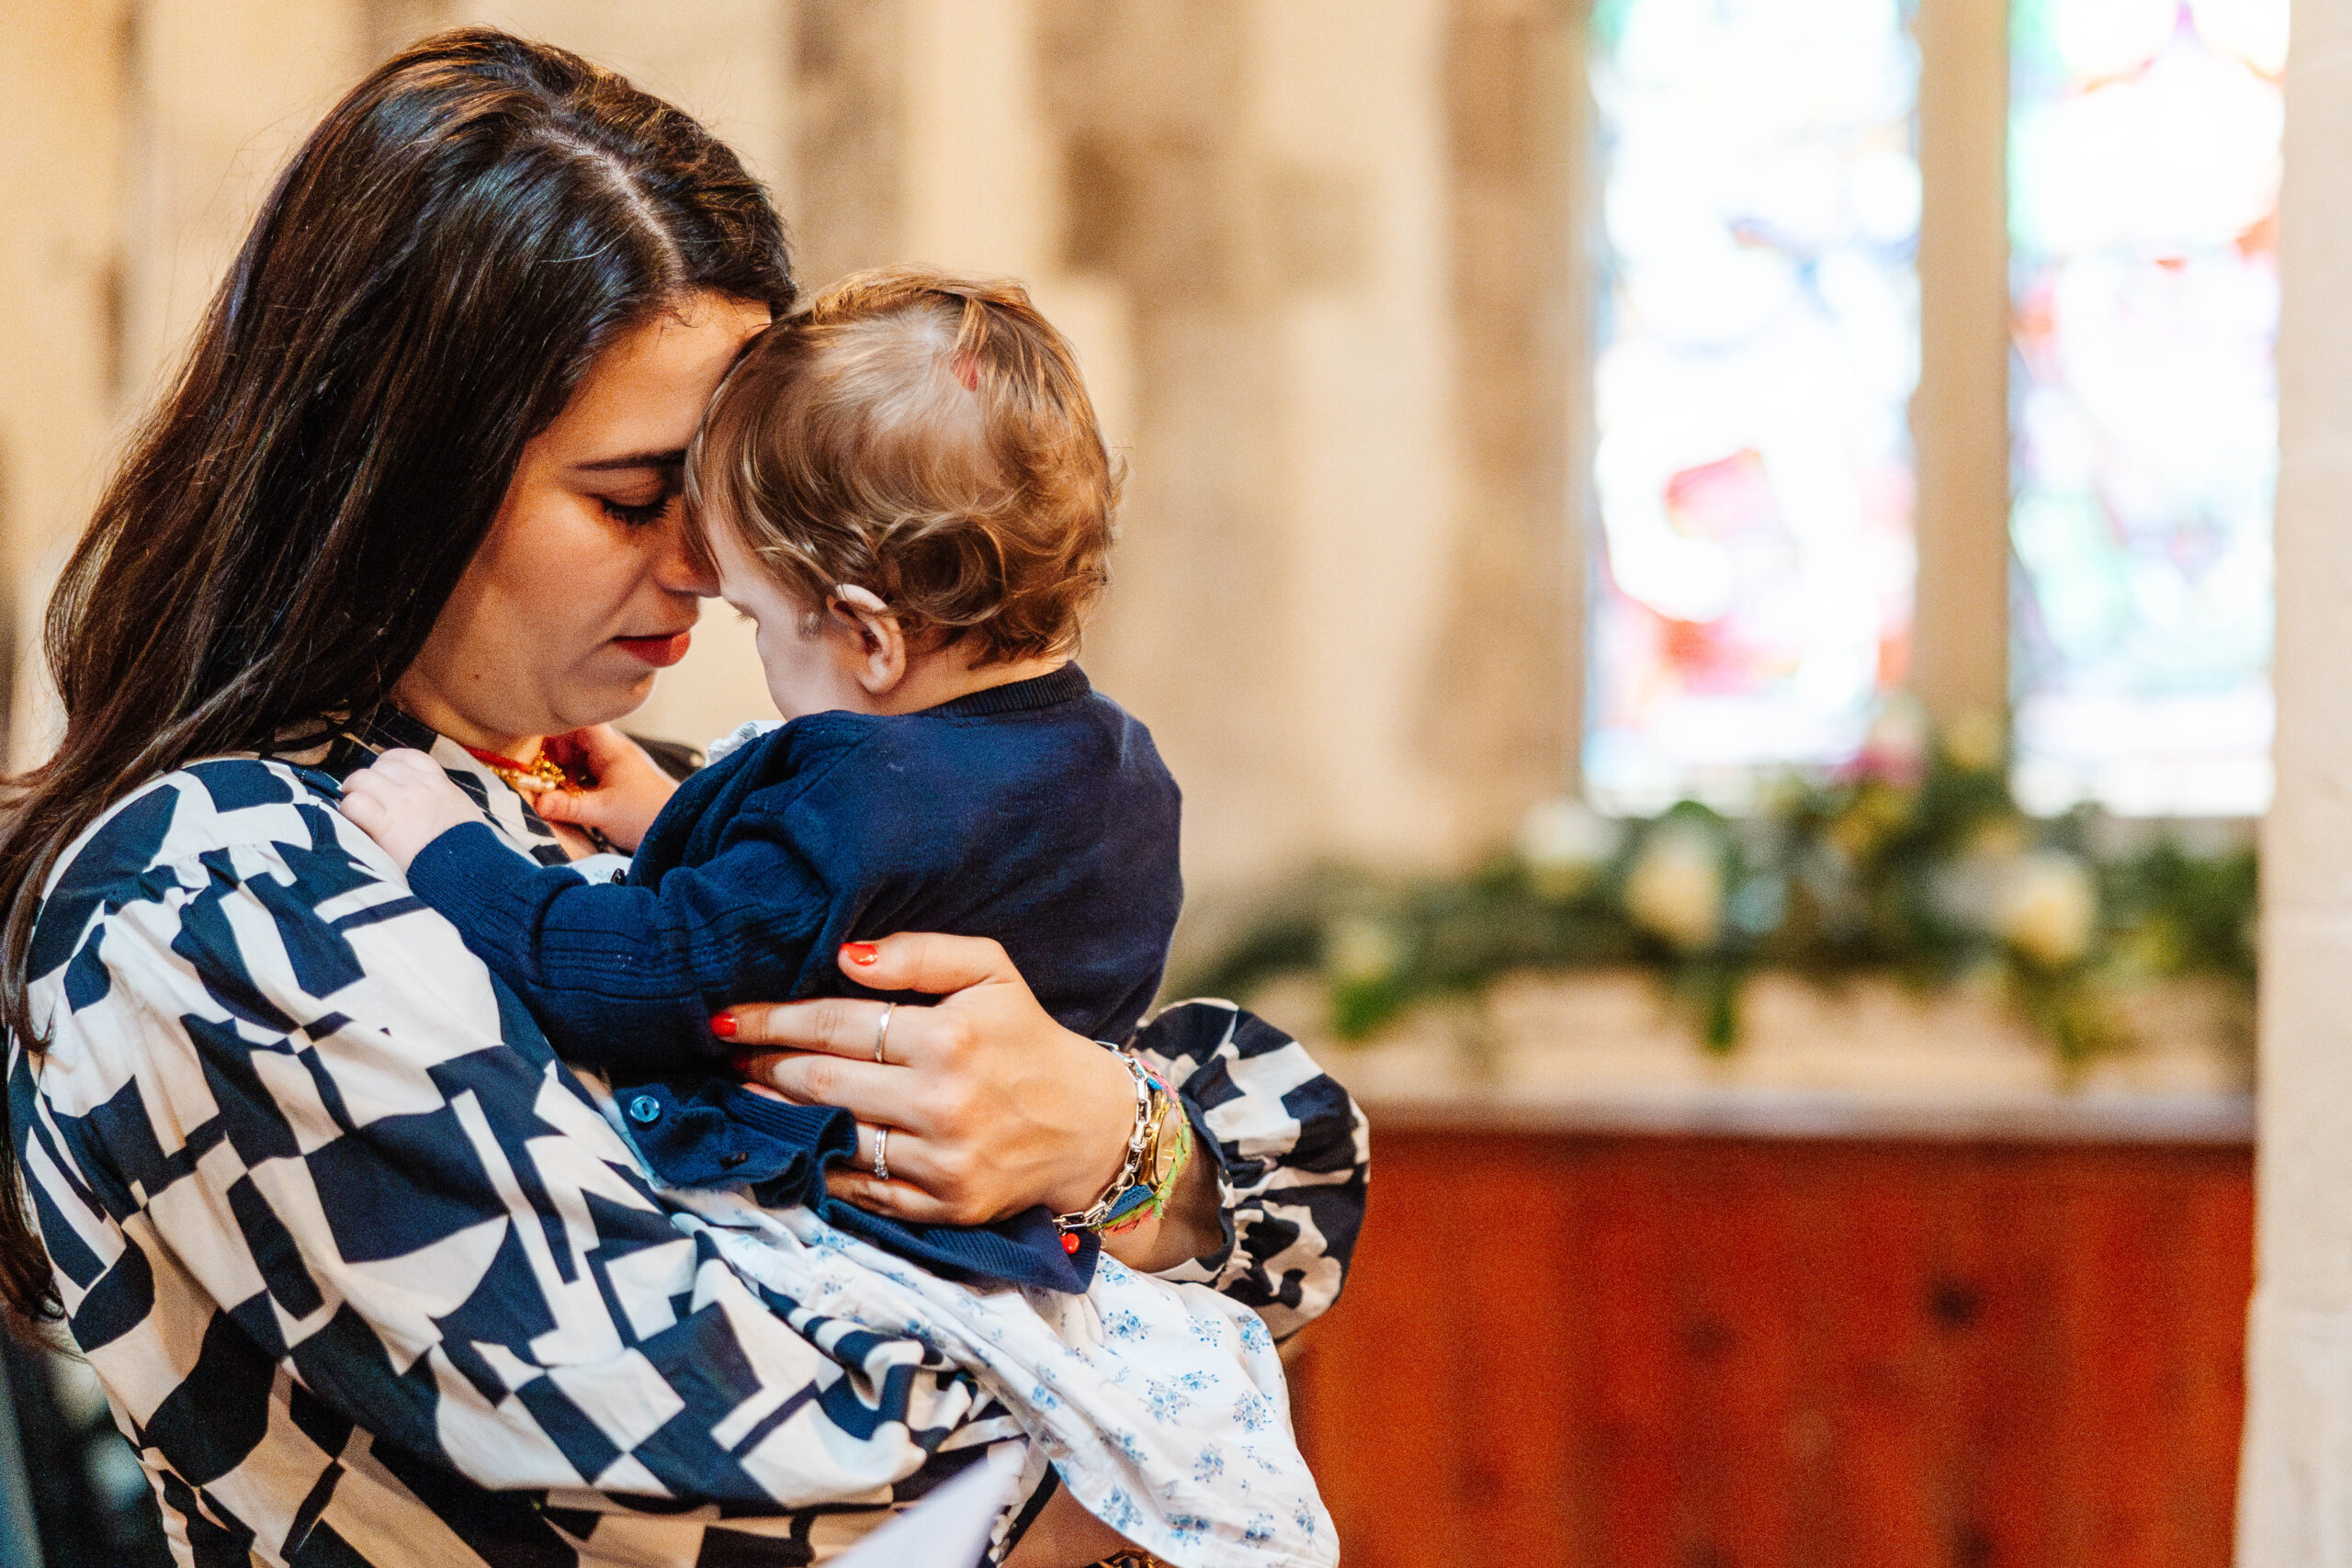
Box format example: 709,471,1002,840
32,756,381,980
48,756,350,890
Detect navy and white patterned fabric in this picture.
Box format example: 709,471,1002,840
9,717,1369,1566
674,1185,1336,1567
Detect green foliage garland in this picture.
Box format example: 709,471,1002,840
1179,716,2256,1063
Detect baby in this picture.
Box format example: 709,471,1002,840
342,268,1330,1568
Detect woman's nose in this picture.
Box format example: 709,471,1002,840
656,517,721,597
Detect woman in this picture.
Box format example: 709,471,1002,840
0,29,1365,1568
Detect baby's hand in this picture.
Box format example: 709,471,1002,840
340,749,481,869
529,724,679,852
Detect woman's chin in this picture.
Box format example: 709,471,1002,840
554,669,659,733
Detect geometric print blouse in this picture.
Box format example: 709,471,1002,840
9,714,1369,1566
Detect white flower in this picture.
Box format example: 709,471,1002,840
1623,825,1724,953
1518,796,1623,896
1997,852,2098,968
1324,915,1402,985
1928,853,2006,930
1930,824,2030,930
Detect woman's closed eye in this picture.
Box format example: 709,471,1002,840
595,489,677,527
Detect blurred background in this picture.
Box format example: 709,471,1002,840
0,0,2306,1563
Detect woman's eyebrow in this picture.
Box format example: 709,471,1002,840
572,448,687,472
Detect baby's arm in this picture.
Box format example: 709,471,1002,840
339,730,680,862
343,750,846,1070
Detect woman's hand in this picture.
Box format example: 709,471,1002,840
728,934,1221,1270
533,724,679,852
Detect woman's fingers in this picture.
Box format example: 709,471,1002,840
720,935,1134,1222
834,932,1018,996
717,935,1023,1058
822,1165,968,1226
725,996,913,1060
739,1050,906,1121
841,1121,953,1208
836,1120,1006,1225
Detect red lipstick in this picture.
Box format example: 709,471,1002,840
614,631,692,667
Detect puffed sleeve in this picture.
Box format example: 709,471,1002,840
17,775,1012,1515
1128,999,1369,1340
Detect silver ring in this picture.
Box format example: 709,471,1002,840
872,1126,890,1184
873,1001,896,1064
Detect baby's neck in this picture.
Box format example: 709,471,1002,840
867,648,1069,716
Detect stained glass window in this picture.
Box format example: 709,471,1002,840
2008,0,2284,817
1585,0,1921,815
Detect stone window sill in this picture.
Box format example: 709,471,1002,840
1249,969,2254,1145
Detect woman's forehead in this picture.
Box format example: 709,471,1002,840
552,293,771,468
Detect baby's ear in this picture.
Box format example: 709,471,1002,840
831,583,889,618
831,585,908,694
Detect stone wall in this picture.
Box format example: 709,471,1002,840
2239,0,2352,1552
0,0,1600,931
0,0,135,768
0,0,2035,933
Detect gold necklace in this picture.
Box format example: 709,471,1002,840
460,743,576,795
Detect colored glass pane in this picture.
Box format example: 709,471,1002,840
2008,0,2283,816
1585,0,1921,814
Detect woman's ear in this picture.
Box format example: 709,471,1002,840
829,584,906,696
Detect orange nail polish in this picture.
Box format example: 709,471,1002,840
842,942,880,966
708,1012,737,1038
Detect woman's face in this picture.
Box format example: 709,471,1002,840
394,289,772,753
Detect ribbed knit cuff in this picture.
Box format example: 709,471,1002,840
403,820,550,940
718,1083,848,1148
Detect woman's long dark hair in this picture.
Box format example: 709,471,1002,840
0,28,795,1320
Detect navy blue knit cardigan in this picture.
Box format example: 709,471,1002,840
402,665,1182,1289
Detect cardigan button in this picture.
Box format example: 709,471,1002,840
628,1095,662,1125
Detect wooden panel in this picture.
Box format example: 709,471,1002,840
1288,1132,2252,1568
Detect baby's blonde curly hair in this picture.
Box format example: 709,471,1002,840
686,265,1120,665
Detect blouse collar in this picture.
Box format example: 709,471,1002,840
280,707,573,867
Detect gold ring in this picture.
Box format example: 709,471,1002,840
874,1001,896,1064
